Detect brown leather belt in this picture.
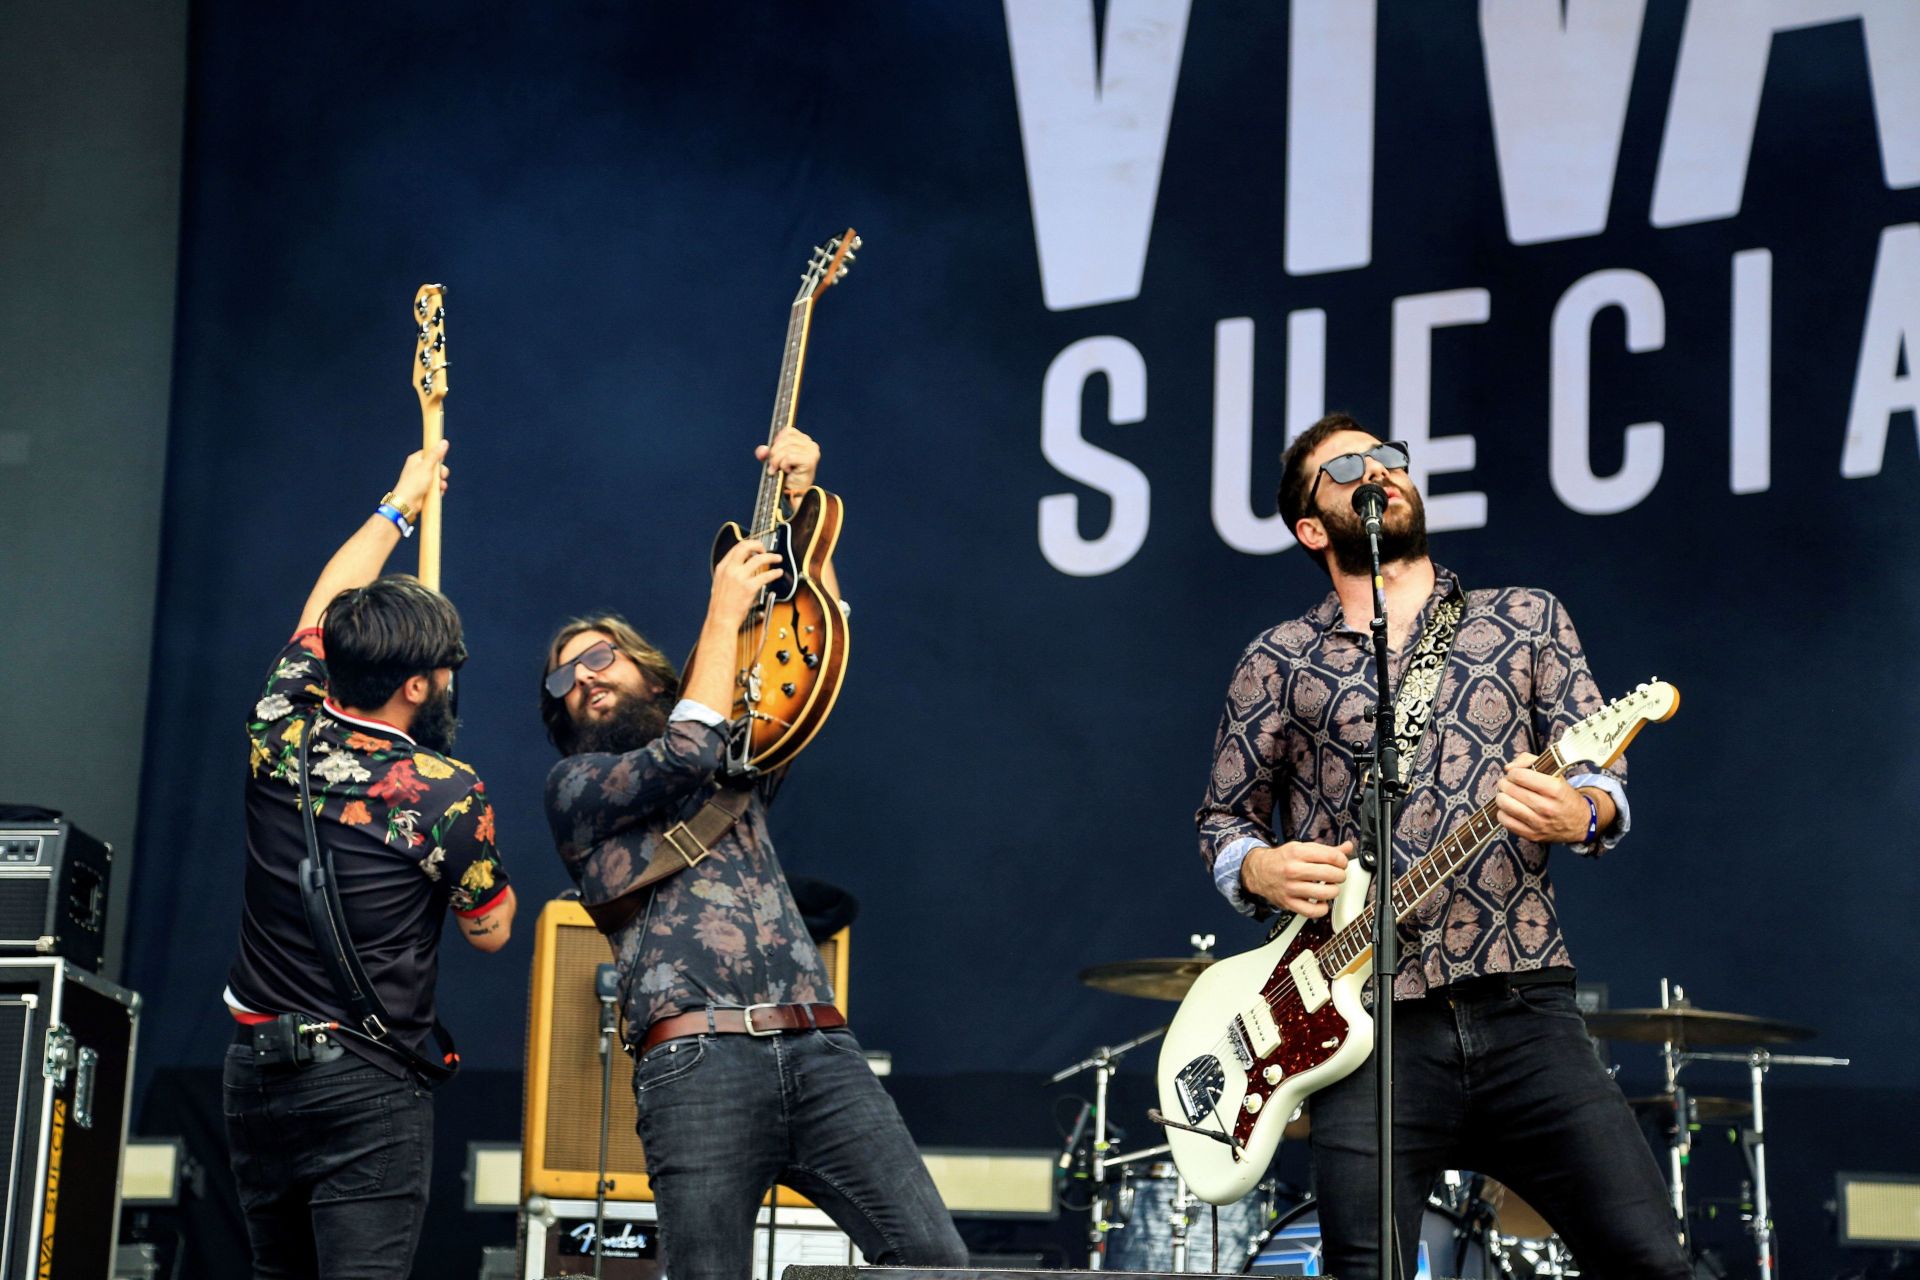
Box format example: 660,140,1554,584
638,1002,845,1055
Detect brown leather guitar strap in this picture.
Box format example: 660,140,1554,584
581,784,754,935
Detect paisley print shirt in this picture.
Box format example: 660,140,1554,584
1196,567,1628,998
543,708,833,1036
228,630,509,1072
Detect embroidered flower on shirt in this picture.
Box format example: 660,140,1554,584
311,746,372,786
421,846,446,880
255,693,293,722
413,753,456,780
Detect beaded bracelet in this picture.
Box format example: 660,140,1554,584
376,502,416,538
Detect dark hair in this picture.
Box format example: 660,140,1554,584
1276,412,1372,573
321,577,466,710
539,614,680,753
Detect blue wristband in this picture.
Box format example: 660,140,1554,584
1582,794,1598,844
376,502,415,538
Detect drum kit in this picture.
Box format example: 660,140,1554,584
1052,941,1849,1277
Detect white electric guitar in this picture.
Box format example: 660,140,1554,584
1156,680,1681,1204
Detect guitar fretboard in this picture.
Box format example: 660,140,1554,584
1272,743,1571,993
749,296,816,540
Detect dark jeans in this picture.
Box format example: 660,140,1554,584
632,1027,968,1279
222,1044,433,1279
1309,981,1691,1280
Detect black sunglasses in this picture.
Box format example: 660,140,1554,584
1306,440,1410,514
544,639,618,699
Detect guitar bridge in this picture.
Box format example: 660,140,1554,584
1227,1016,1254,1070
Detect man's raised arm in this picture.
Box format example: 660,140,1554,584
296,440,450,632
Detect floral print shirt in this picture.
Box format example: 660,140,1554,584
227,630,509,1070
1196,567,1627,998
543,710,832,1037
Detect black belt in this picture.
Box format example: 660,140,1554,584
232,1014,346,1065
1433,968,1577,1001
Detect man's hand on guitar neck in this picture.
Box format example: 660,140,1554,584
1241,840,1354,918
1495,752,1617,845
295,440,451,631
754,425,842,602
757,426,819,499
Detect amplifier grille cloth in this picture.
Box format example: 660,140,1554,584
537,921,844,1179
541,923,646,1174
0,882,49,941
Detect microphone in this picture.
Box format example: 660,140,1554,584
1059,1100,1093,1170
1351,482,1388,535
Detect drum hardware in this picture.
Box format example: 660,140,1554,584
1048,1022,1166,1270
1585,977,1849,1280
1680,1045,1851,1280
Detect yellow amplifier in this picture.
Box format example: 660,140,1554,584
520,897,849,1202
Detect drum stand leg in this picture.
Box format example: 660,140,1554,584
1168,1173,1190,1273
1746,1050,1775,1280
1660,979,1693,1256
1087,1047,1115,1270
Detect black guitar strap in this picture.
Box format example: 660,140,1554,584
296,715,458,1082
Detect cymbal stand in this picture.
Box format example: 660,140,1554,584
1049,1024,1166,1270
1682,1047,1851,1280
1657,979,1693,1253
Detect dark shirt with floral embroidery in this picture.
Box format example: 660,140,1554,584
543,716,832,1036
1196,566,1626,999
227,630,509,1074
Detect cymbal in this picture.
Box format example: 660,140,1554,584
1627,1094,1753,1123
1582,1006,1815,1046
1079,957,1215,1001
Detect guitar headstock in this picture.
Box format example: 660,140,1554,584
412,283,449,411
795,228,861,304
1557,680,1681,770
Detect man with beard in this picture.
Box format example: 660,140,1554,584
223,440,517,1278
539,427,966,1279
1196,414,1689,1279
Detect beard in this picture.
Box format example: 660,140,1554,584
1318,484,1430,576
570,686,676,756
411,684,460,755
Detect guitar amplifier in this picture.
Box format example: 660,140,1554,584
0,958,140,1279
0,818,113,973
520,1196,860,1279
521,899,848,1202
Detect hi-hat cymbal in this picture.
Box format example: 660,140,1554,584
1079,957,1215,1001
1627,1094,1753,1123
1582,1006,1815,1046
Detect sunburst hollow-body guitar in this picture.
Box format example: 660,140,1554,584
705,229,861,774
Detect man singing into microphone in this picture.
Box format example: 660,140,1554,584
1195,413,1689,1279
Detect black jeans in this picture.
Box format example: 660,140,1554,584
222,1044,434,1279
1309,981,1691,1280
632,1027,968,1279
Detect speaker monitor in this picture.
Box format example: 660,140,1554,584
521,898,848,1202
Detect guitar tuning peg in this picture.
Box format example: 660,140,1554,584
850,236,863,249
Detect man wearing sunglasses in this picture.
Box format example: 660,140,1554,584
222,440,517,1278
1196,414,1688,1279
538,428,966,1279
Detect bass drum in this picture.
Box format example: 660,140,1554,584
1246,1195,1490,1278
1105,1162,1275,1273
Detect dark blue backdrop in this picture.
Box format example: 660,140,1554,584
133,0,1917,1218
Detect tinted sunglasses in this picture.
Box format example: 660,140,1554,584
1306,440,1410,513
544,639,617,699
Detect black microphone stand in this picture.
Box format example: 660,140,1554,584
1352,483,1402,1280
